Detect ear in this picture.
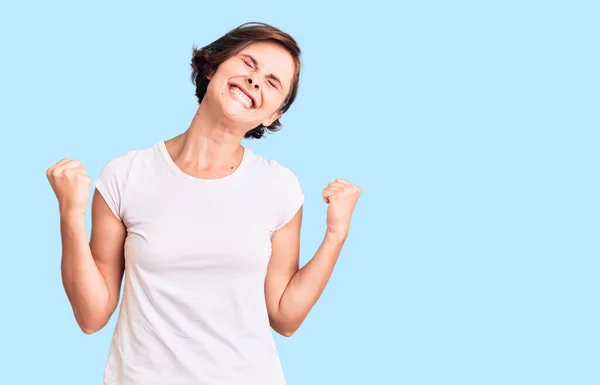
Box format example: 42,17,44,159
262,110,282,127
206,67,216,81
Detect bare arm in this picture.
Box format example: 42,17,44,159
264,178,361,337
61,189,126,334
264,206,345,337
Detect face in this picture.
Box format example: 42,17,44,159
205,41,296,129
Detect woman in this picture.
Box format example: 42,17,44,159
46,22,361,385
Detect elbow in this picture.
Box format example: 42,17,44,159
269,312,302,337
77,316,108,335
280,329,296,337
79,322,103,335
72,303,114,335
81,326,99,335
272,321,299,337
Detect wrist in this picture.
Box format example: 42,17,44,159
60,210,86,224
325,229,348,245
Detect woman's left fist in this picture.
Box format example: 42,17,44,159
322,178,362,241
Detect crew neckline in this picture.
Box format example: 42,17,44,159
157,140,250,182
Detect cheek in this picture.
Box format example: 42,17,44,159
208,80,227,101
264,92,284,111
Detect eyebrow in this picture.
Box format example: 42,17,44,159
241,54,283,89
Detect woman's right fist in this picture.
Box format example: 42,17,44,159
46,158,92,217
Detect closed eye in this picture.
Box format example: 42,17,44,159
242,57,278,90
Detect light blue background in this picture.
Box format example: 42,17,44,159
1,1,598,384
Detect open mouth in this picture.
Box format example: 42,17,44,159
228,84,256,109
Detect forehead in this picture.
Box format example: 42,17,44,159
238,42,296,88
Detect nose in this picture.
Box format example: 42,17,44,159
247,77,259,90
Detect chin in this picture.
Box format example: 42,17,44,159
218,105,259,129
221,103,247,120
219,94,255,120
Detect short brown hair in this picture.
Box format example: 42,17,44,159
190,22,302,139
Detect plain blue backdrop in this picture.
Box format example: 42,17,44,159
1,1,598,384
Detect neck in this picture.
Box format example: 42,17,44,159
168,103,246,169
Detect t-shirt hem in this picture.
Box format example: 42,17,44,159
93,178,121,220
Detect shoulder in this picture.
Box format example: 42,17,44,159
246,148,301,186
94,143,157,220
96,143,157,189
246,149,305,230
99,142,155,173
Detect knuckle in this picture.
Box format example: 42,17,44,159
65,169,78,177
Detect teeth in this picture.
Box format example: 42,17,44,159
230,86,253,108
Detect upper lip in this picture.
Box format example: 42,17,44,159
229,82,257,108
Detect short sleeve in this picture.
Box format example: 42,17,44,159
273,164,305,231
93,152,135,221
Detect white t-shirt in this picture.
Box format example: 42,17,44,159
93,140,304,385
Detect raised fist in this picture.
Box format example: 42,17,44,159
46,158,91,217
322,178,361,241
